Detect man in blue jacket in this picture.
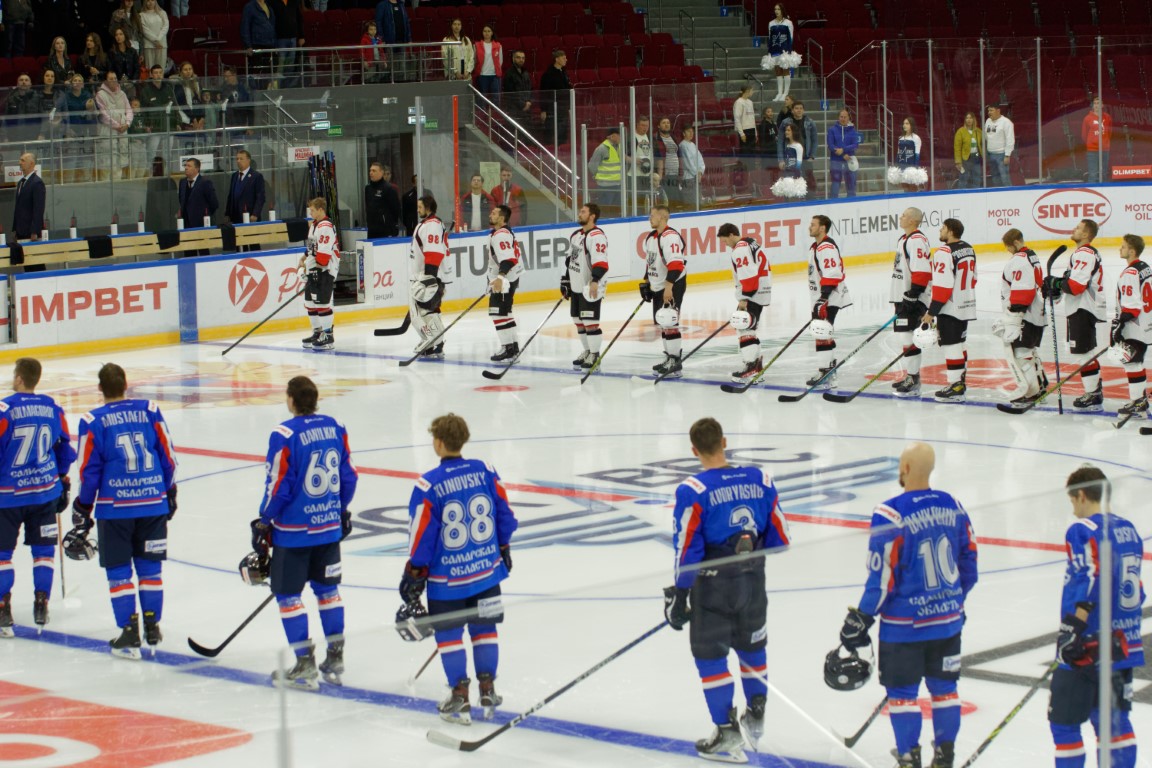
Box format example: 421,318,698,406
828,108,861,198
377,0,412,81
240,0,278,89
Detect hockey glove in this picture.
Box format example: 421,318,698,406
812,298,829,320
400,561,428,604
839,607,875,650
639,281,653,302
500,544,512,573
663,586,691,630
560,274,572,301
1041,274,1067,299
166,485,178,520
1056,613,1092,666
56,475,71,515
71,499,94,532
250,518,272,558
1112,313,1136,346
341,508,353,540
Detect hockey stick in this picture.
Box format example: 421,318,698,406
1046,245,1068,414
779,315,897,402
407,648,439,687
822,349,908,403
221,290,305,356
427,621,667,751
720,319,814,394
841,695,887,748
187,593,275,657
481,298,564,380
56,514,66,600
1141,426,1152,435
958,662,1058,767
633,321,732,388
996,346,1108,414
1113,397,1148,430
398,293,488,368
579,298,647,384
373,312,412,337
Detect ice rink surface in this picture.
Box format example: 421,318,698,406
3,254,1152,767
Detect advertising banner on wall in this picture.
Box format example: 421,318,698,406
195,250,306,328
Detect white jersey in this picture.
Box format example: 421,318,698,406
487,225,524,282
1001,248,1045,327
889,229,932,305
305,218,340,276
730,237,772,305
633,132,653,175
643,226,687,290
1116,259,1152,344
567,226,609,292
1061,244,1107,320
929,240,977,321
410,215,449,281
808,237,851,308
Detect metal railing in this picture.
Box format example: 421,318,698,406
712,42,730,92
679,11,697,58
841,72,859,123
878,103,894,190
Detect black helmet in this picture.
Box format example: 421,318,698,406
824,644,872,691
395,601,434,642
238,551,270,587
63,526,98,561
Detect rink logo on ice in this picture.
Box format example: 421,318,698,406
1032,188,1112,235
227,258,270,314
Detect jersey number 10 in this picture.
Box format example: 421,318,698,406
918,535,960,589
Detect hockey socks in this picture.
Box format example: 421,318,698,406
31,546,54,595
308,313,322,331
493,316,517,346
1051,723,1088,767
436,627,469,684
926,677,960,744
106,564,138,627
1080,357,1101,394
134,558,163,620
816,340,836,363
1091,709,1137,768
662,329,682,358
470,624,499,678
314,585,344,640
586,325,603,354
695,656,735,725
575,323,589,350
276,594,311,655
736,649,767,702
1123,363,1147,401
886,685,923,757
739,334,761,364
941,344,966,383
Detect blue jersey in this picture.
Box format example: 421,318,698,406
768,21,793,56
259,414,358,549
407,456,518,601
672,466,791,589
1060,513,1145,670
896,136,920,167
0,393,76,508
858,489,978,643
77,400,177,520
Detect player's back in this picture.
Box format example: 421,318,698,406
0,392,73,507
78,399,175,519
263,413,354,547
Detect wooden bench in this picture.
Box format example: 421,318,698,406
158,227,223,255
0,239,91,268
234,221,293,250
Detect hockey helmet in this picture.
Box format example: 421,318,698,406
396,601,435,642
62,526,97,561
1109,341,1139,366
913,322,939,349
810,319,834,341
654,306,680,329
239,551,271,587
730,310,753,331
823,644,873,691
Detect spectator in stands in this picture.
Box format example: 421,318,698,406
274,0,306,89
365,161,401,237
758,106,778,166
96,71,134,180
776,94,793,132
200,90,219,131
312,0,328,10
733,84,757,152
402,174,419,234
678,125,704,205
460,173,493,232
781,122,803,179
45,37,72,83
361,21,386,84
1082,97,1111,183
588,129,622,214
139,0,170,72
80,33,110,87
654,117,681,207
62,73,97,138
767,3,794,102
5,0,33,59
490,166,526,226
896,117,922,191
984,104,1014,187
174,61,205,130
539,49,571,145
953,111,982,188
12,152,45,241
109,0,142,49
220,66,254,127
171,0,189,20
778,100,817,192
474,25,502,100
108,28,142,95
5,73,40,142
631,115,654,194
179,158,219,233
501,50,534,126
35,71,64,139
442,18,475,81
139,65,175,165
242,0,278,89
226,149,267,224
128,98,151,176
827,108,860,198
375,0,412,81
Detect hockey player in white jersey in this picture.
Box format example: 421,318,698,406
300,197,340,351
807,215,851,390
921,218,977,403
1110,234,1152,418
640,205,688,378
486,204,524,362
718,223,772,382
994,229,1047,404
889,208,933,397
409,194,451,359
563,203,610,369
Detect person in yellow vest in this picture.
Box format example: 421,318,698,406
587,129,622,217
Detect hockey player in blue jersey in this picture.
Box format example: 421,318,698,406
250,376,358,690
839,442,978,768
400,413,518,724
664,417,791,763
70,363,177,659
1049,465,1145,768
0,358,76,636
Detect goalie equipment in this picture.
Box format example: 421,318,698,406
730,309,753,331
395,601,435,642
239,551,271,587
809,318,834,341
654,306,679,329
63,526,97,561
991,313,1023,343
410,276,442,308
823,644,873,691
913,322,939,349
1109,340,1140,365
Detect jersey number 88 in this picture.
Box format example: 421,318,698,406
442,493,495,550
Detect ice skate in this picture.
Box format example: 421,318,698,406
573,350,591,368
438,677,472,725
738,695,765,750
930,741,954,768
654,353,683,379
490,342,519,362
1118,396,1148,418
272,648,320,691
301,329,321,348
477,672,502,720
419,343,445,360
806,360,838,390
142,610,162,653
934,381,966,403
311,331,334,350
319,641,345,685
1073,385,1103,412
892,373,920,397
33,590,48,632
695,708,748,763
110,613,142,660
1010,389,1043,406
579,351,598,370
0,593,12,639
730,358,763,383
892,744,922,768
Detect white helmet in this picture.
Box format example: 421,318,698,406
913,322,939,349
810,319,834,341
1109,341,1138,365
655,306,680,329
730,310,753,331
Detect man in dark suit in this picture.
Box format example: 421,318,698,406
226,150,266,251
179,157,219,256
12,152,45,241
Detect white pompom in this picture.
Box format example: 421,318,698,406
904,167,928,185
886,166,903,185
760,55,775,70
771,176,808,198
778,52,803,68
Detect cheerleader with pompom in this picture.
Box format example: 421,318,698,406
771,124,808,199
763,4,800,102
895,117,926,191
